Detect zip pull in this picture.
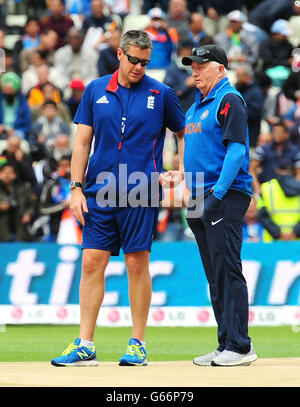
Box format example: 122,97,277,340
118,140,122,150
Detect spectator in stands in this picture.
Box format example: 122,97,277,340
258,19,294,71
255,71,281,128
50,132,72,162
0,72,31,140
30,81,71,124
187,12,214,48
1,134,37,190
33,133,72,187
27,67,62,108
81,0,113,35
97,28,121,76
283,69,300,102
250,121,300,194
256,131,273,148
145,8,175,69
65,78,85,120
39,153,72,241
256,176,300,242
0,160,35,242
201,0,244,37
163,40,195,113
214,10,259,69
30,100,70,148
12,17,41,74
165,0,191,43
248,0,300,34
288,117,300,148
53,27,97,90
21,50,49,95
284,90,300,129
235,63,265,148
242,197,264,242
40,0,74,50
3,48,14,73
19,28,58,73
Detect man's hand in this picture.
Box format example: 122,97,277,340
70,189,89,225
0,201,10,211
202,192,222,222
159,170,184,189
21,213,31,224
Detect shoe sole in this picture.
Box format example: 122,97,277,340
193,360,213,366
119,359,148,366
51,359,98,367
211,354,258,367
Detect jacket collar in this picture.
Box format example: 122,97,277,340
106,69,119,92
106,69,145,92
195,77,229,105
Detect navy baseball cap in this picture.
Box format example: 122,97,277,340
182,45,229,69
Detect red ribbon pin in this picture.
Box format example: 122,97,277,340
220,102,231,117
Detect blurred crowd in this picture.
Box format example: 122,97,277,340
0,0,300,244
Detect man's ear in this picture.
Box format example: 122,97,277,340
117,47,123,62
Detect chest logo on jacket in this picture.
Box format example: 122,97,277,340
96,96,109,104
200,109,209,120
147,95,155,109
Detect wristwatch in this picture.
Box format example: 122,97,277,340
69,181,82,190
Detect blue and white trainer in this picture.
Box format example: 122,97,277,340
119,338,147,366
51,338,98,367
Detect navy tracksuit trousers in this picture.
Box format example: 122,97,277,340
187,190,251,354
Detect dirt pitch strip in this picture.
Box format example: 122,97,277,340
0,359,300,387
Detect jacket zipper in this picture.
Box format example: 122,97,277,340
118,87,130,153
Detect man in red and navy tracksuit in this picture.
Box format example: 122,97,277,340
51,30,185,367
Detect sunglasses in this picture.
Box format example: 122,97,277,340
122,50,151,67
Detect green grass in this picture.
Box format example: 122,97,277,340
0,325,299,362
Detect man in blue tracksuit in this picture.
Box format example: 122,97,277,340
51,30,185,367
182,45,257,366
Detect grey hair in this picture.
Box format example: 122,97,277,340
120,30,152,52
210,61,228,76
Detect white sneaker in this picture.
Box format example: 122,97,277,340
211,344,257,366
193,350,221,366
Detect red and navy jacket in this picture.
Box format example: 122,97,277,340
74,70,185,203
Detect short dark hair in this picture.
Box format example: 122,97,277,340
271,120,288,131
25,17,40,26
0,161,17,173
